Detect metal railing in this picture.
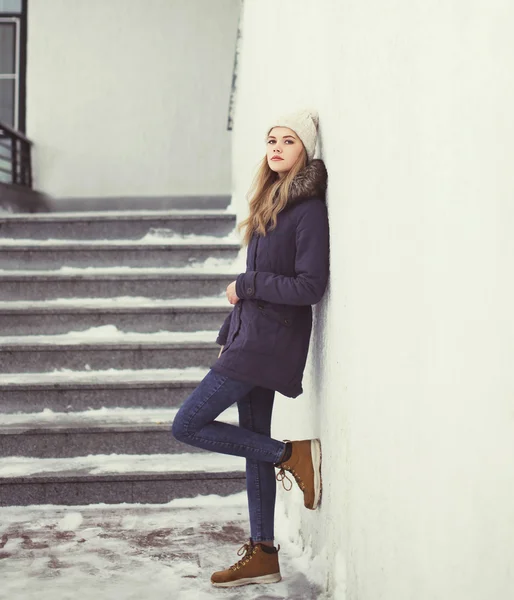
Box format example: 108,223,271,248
0,120,32,188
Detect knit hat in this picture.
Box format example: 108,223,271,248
265,108,319,162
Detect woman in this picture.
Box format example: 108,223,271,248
171,108,330,588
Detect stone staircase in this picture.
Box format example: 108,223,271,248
0,198,246,506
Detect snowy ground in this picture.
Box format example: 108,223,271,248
0,493,326,600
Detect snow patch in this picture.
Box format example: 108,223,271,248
0,231,241,247
57,512,83,531
0,325,218,345
0,406,237,427
0,208,232,219
0,452,245,478
0,295,230,309
0,254,243,275
0,366,210,386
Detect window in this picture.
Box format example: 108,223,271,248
0,1,21,12
0,0,24,131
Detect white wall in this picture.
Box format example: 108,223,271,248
26,0,240,199
232,1,514,598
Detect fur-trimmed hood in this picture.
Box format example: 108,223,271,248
287,158,328,205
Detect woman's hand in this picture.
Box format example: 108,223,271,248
226,281,240,305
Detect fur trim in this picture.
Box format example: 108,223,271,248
287,159,328,205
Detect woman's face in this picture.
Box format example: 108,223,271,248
266,126,304,177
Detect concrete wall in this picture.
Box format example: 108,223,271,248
26,0,240,199
232,1,514,598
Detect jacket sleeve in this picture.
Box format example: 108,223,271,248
235,200,329,306
216,310,233,345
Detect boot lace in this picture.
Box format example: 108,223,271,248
229,541,257,571
276,465,305,492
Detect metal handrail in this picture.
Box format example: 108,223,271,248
0,120,33,188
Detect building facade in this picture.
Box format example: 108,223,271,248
1,0,240,202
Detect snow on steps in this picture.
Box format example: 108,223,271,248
0,209,236,239
0,264,240,301
0,327,221,373
0,235,241,270
0,450,243,477
0,295,230,308
0,367,210,413
0,406,238,458
0,233,240,245
1,365,209,385
0,297,231,335
0,453,245,506
0,205,244,506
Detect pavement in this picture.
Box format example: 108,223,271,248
0,492,325,600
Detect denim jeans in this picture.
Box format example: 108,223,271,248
171,369,286,542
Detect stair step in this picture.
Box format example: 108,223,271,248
0,204,244,508
0,367,208,412
0,407,237,458
0,210,236,240
0,452,245,505
0,268,237,301
0,329,220,373
0,238,240,270
47,194,232,212
0,297,230,335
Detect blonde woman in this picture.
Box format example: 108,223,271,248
172,108,329,588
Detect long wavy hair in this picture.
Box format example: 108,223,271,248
238,146,308,246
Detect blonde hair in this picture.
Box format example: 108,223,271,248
238,146,308,246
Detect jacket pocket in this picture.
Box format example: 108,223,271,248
256,302,295,327
241,302,295,356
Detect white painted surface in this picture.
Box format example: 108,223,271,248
26,0,240,199
233,1,514,598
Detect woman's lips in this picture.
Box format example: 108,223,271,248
270,157,284,161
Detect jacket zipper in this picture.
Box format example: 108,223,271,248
229,233,260,346
252,232,260,270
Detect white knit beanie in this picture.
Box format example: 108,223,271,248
265,108,319,162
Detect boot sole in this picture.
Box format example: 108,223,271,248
310,438,322,509
211,572,282,587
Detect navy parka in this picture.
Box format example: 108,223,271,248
211,159,330,398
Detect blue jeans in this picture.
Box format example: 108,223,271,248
171,369,286,542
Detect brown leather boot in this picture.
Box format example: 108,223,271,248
210,539,281,588
275,439,322,509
